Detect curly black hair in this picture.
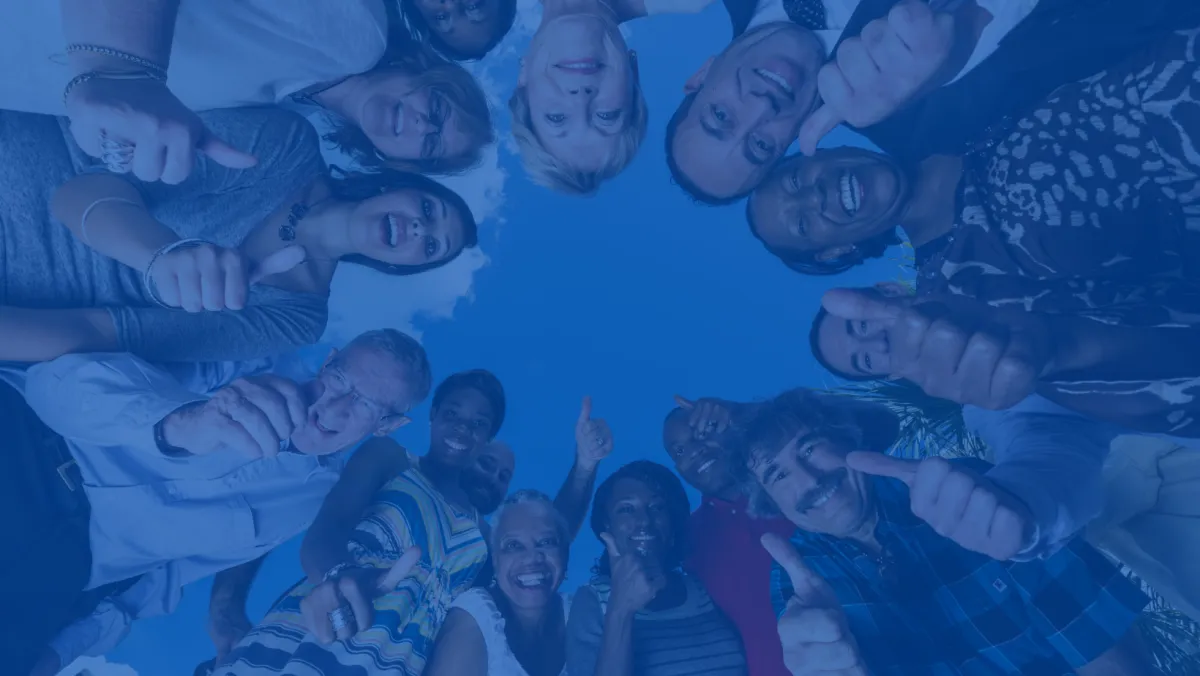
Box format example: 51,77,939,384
589,460,692,576
430,369,507,438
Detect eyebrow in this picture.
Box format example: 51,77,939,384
336,367,389,414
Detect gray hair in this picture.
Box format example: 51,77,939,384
490,489,572,567
341,329,433,405
734,388,869,519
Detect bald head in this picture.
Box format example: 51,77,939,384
462,441,516,515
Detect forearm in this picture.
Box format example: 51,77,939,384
51,173,178,270
594,609,636,676
209,557,266,615
554,460,599,541
0,306,117,362
61,0,179,71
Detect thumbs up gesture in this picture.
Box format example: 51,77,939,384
301,546,423,644
673,395,735,440
575,396,614,471
847,453,1029,560
149,242,307,313
601,532,665,616
763,534,866,676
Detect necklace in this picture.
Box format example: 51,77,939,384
278,202,310,242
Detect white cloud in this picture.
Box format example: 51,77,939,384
57,655,140,676
319,3,548,344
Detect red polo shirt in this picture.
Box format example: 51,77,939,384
684,495,795,676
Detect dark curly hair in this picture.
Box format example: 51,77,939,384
396,0,518,61
431,369,507,438
589,461,691,576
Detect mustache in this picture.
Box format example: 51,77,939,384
794,468,847,513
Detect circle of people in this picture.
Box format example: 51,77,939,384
2,0,1198,675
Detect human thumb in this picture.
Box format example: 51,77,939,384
250,245,307,284
376,546,423,596
762,533,831,606
199,134,259,169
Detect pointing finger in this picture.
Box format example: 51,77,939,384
673,395,695,410
762,533,829,606
199,134,259,169
250,245,307,285
845,451,919,487
376,546,423,595
821,288,903,322
600,532,621,559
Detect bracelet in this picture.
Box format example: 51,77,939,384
79,196,140,246
322,562,360,584
143,238,208,308
63,69,167,105
66,43,168,78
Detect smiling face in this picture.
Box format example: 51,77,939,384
813,286,914,379
750,148,910,260
520,13,633,172
429,387,497,468
462,441,515,514
748,431,873,537
411,0,503,57
604,477,675,569
346,186,468,268
494,501,567,611
662,408,739,497
352,71,474,166
671,23,824,200
290,346,418,455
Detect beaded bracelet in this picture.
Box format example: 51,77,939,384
63,69,167,105
143,238,208,308
66,43,168,78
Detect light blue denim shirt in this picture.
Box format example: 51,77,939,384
965,395,1199,560
22,351,347,664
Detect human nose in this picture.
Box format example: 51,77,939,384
409,219,426,239
794,184,823,211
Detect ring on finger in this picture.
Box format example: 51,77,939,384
328,605,354,633
98,129,135,174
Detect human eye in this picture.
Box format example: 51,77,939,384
502,539,522,552
424,236,438,259
421,198,434,219
709,104,727,123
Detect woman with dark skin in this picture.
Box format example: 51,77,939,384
566,461,747,676
747,27,1200,435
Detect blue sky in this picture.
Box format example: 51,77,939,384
90,4,899,674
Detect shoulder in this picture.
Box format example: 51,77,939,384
195,107,322,168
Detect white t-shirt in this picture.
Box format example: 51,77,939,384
451,587,572,676
0,0,389,115
745,0,1040,82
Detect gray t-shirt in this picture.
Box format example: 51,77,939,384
567,574,748,676
0,107,329,362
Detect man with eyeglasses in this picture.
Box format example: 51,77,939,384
8,329,432,676
736,388,1155,675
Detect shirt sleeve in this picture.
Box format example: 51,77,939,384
47,571,175,666
1009,538,1149,668
23,352,210,452
963,406,1112,560
565,586,605,676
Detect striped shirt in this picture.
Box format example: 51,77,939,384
567,574,747,676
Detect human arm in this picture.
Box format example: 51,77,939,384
300,437,412,582
963,404,1112,560
424,607,489,676
555,398,613,540
0,306,118,362
566,586,618,676
207,556,265,663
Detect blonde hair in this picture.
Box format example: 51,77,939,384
506,61,649,196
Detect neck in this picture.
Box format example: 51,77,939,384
313,75,366,120
509,602,548,633
542,0,635,24
896,155,963,248
708,486,742,504
288,180,359,261
841,501,883,555
419,454,461,489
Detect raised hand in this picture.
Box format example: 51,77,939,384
762,534,866,676
301,546,423,644
601,533,665,616
150,243,307,313
847,453,1029,560
798,0,957,154
66,76,257,184
575,396,614,471
159,374,309,458
674,395,734,439
822,289,1051,410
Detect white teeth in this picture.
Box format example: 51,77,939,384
839,173,861,215
697,459,715,473
559,63,598,71
630,534,656,542
809,481,839,510
394,103,405,136
516,573,547,588
387,215,399,247
755,68,793,95
445,438,468,451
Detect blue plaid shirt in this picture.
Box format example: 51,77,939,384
769,461,1148,675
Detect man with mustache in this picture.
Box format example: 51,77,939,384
738,389,1155,675
9,329,432,676
661,392,897,676
665,0,1200,204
